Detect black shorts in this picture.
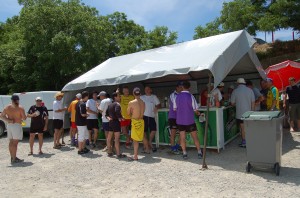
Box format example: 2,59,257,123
102,122,109,132
87,119,99,130
30,128,44,134
168,118,178,129
236,119,244,124
109,120,121,132
177,123,197,132
53,119,63,130
144,116,157,132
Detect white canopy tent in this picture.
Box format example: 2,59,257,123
62,30,265,93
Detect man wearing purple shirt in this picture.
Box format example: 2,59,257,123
174,81,202,159
168,82,183,155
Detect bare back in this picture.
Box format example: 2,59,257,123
2,104,26,124
127,98,145,120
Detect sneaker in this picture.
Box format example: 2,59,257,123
176,144,182,151
90,143,96,149
11,157,24,164
172,149,180,155
78,150,85,155
182,154,187,159
152,146,157,153
171,146,180,155
198,152,203,159
239,140,246,148
182,154,188,160
71,138,76,146
83,147,90,153
239,143,246,148
107,153,113,157
117,154,127,158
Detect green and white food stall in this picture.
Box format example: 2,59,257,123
62,30,266,151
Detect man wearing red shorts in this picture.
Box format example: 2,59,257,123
117,86,134,149
68,93,81,146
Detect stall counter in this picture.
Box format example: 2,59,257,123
157,106,239,152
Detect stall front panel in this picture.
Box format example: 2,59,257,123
157,106,239,152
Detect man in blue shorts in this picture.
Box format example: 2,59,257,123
98,91,112,151
168,82,183,154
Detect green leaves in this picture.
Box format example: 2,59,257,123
0,0,178,94
194,0,300,38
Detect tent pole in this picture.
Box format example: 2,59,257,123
202,74,212,169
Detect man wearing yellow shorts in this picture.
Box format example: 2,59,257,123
127,87,145,161
118,86,134,149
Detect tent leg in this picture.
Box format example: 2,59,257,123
201,74,212,170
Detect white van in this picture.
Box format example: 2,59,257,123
0,95,12,136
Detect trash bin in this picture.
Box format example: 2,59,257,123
241,111,284,176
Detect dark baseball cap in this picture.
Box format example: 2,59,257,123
176,81,184,86
266,78,273,82
11,95,19,101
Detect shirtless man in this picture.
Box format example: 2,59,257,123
0,95,26,164
127,87,145,161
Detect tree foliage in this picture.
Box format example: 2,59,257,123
193,0,300,39
0,0,177,94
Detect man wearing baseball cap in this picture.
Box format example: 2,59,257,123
210,82,225,107
266,78,279,111
231,78,255,148
127,87,145,161
98,91,112,151
0,95,26,164
27,97,49,155
68,93,81,146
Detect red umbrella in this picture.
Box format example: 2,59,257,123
265,60,300,92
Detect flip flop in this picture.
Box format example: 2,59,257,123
128,156,138,161
107,153,114,157
117,154,127,159
53,145,61,149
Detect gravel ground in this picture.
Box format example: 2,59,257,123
0,129,299,198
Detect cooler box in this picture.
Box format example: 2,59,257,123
242,111,284,176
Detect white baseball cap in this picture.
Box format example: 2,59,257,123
218,82,225,87
76,93,82,99
207,83,214,87
35,97,42,101
237,78,246,84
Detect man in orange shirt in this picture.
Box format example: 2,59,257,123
68,93,81,146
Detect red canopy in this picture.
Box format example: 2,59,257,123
265,60,300,92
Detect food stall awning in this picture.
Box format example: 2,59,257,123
62,30,265,92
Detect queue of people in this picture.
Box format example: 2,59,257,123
1,76,298,164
